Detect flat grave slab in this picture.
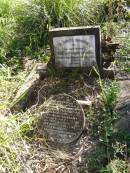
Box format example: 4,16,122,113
38,94,85,144
49,26,101,70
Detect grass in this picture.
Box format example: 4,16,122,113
101,80,120,112
0,0,128,66
0,113,33,173
0,66,33,172
0,65,27,110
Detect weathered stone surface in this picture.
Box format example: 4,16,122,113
11,63,47,112
115,73,130,133
49,26,101,70
37,94,85,144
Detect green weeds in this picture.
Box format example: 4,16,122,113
101,81,120,112
85,79,129,172
0,113,35,173
0,0,128,68
0,65,26,110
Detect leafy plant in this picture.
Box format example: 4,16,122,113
100,80,120,112
107,159,128,173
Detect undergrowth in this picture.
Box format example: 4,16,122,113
0,66,129,172
0,0,129,68
0,65,27,110
0,67,47,173
85,79,130,173
0,113,34,173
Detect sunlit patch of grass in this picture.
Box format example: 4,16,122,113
0,65,26,110
0,112,35,173
0,65,48,172
101,80,120,111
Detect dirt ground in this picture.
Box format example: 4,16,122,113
12,70,100,111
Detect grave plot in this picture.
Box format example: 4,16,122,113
8,25,129,173
11,26,119,112
9,61,101,173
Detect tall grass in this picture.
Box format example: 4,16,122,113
12,0,49,53
39,0,80,26
0,65,32,173
0,0,109,63
0,0,128,64
0,0,16,63
0,65,27,110
0,65,46,173
0,112,35,173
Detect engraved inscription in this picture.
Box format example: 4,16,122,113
40,94,85,144
53,35,96,67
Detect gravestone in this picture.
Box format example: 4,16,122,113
49,26,101,70
38,94,85,144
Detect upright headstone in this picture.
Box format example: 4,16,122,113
49,26,101,70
